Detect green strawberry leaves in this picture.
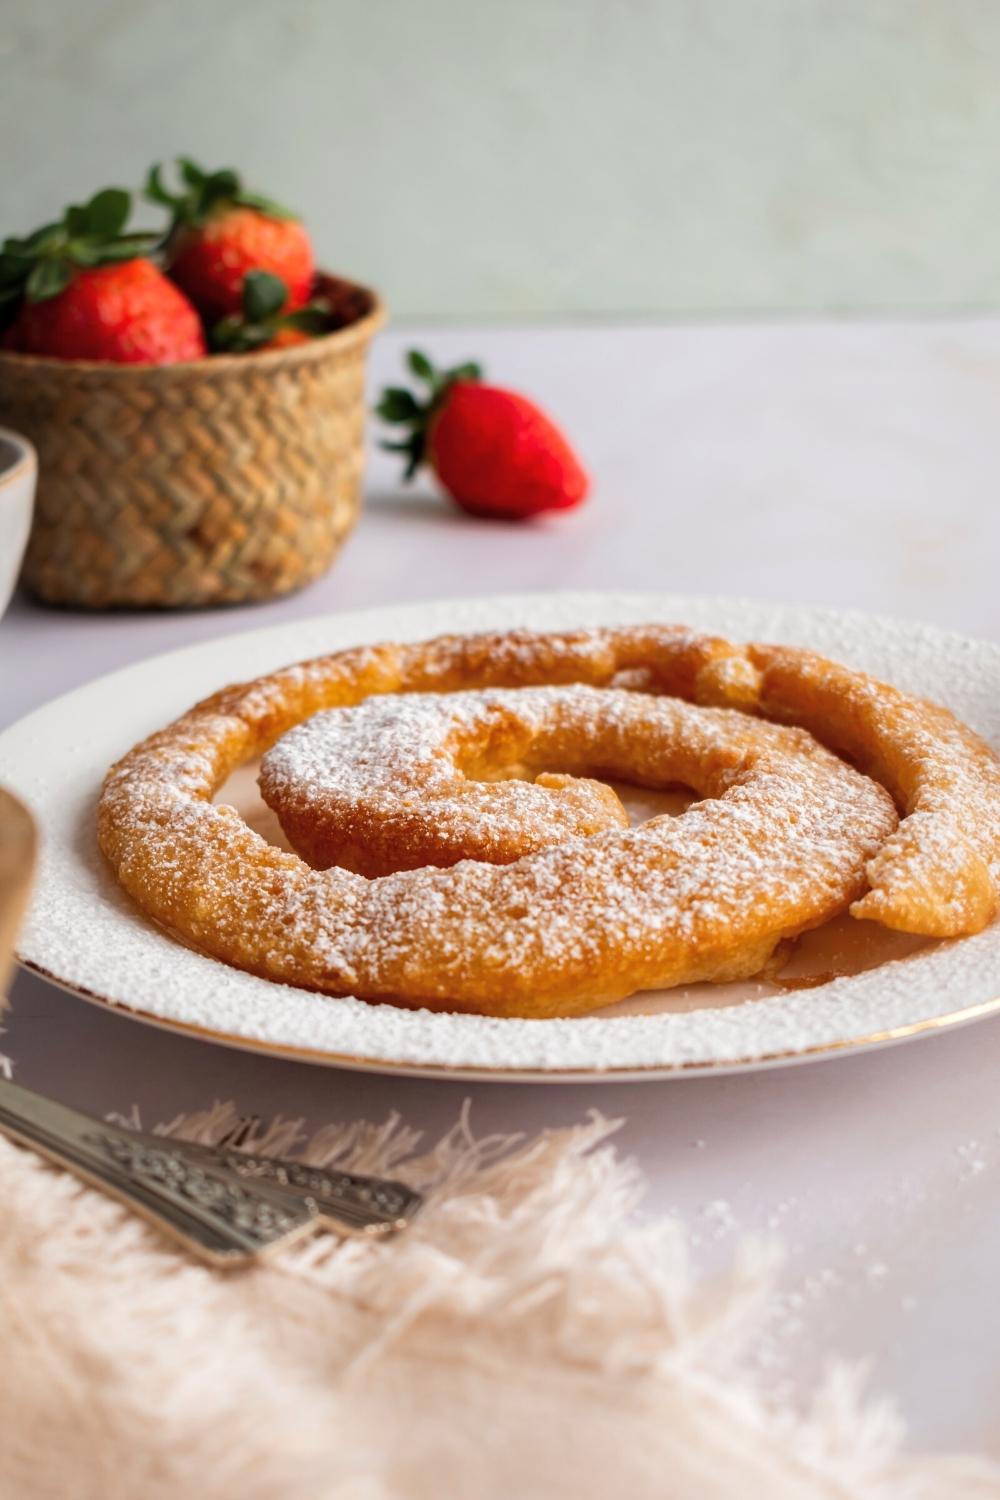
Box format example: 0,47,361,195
378,387,421,422
402,347,482,391
283,305,334,335
25,258,73,303
407,349,434,381
79,188,131,239
146,158,296,230
1,162,308,344
377,348,484,480
0,188,158,326
210,269,332,353
242,269,287,323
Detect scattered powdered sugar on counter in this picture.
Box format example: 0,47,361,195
956,1140,987,1178
700,1198,737,1238
5,590,1000,1075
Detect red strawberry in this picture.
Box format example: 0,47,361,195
209,270,331,354
377,350,589,519
5,260,205,364
0,189,204,364
148,159,314,322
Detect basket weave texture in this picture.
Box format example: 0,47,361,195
0,276,384,609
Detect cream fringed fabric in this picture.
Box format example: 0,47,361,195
0,1105,997,1500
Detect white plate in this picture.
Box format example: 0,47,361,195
3,591,1000,1081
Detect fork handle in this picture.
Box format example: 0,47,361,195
173,1137,424,1236
0,1077,320,1265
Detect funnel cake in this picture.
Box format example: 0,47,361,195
97,624,935,1018
259,689,635,875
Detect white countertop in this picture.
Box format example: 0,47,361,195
3,317,1000,1457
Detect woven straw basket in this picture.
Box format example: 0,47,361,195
0,275,384,609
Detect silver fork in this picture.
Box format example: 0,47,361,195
0,1077,423,1266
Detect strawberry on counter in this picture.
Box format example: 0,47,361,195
377,350,589,520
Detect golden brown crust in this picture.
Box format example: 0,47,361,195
258,688,633,875
92,624,958,1018
742,644,1000,935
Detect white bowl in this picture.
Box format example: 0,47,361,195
0,428,36,619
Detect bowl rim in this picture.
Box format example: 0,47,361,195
0,428,37,493
0,272,386,379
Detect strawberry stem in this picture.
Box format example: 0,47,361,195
209,270,331,353
145,158,296,231
376,348,483,481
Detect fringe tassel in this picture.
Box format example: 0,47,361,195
0,1099,994,1499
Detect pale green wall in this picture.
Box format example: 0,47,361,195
3,0,1000,319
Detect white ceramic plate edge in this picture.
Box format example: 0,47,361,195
4,589,1000,1081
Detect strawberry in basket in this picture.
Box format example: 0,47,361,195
148,158,315,322
209,271,333,353
0,189,205,364
377,350,589,519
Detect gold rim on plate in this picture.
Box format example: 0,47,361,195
18,954,1000,1083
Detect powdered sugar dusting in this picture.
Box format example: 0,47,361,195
101,677,897,1015
6,591,1000,1076
260,687,633,871
258,683,888,881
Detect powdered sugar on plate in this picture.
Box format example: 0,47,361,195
4,591,1000,1079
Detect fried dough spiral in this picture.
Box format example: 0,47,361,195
745,642,1000,936
258,689,639,876
97,625,1000,1017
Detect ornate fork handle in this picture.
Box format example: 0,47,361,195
174,1139,424,1236
0,1078,422,1264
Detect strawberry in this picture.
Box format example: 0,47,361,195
0,189,205,364
209,270,331,354
262,327,313,351
148,158,314,322
377,350,589,519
